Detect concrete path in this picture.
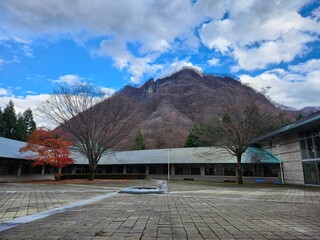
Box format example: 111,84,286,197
0,181,319,239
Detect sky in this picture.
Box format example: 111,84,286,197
0,0,319,126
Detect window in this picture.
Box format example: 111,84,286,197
299,128,320,159
300,139,307,159
263,164,278,177
106,166,123,173
303,161,319,185
224,165,236,176
307,138,315,158
174,165,191,175
191,165,200,175
149,165,163,174
253,165,263,177
205,167,215,175
174,164,183,175
242,164,254,176
215,164,224,176
314,136,320,157
127,166,145,174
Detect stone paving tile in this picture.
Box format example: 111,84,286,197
0,180,162,224
167,181,320,203
1,186,319,240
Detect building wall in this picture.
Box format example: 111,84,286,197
260,132,304,185
149,174,279,182
64,163,280,182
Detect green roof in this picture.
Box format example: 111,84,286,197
243,147,281,163
252,111,320,143
73,146,281,165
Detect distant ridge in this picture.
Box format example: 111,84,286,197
63,68,305,150
105,68,287,150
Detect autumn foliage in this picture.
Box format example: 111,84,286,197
20,128,74,173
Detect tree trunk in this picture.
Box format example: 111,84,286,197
236,154,243,184
54,168,62,181
89,162,96,181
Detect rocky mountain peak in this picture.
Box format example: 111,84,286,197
109,69,282,150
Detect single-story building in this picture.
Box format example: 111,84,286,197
0,137,281,182
2,111,319,184
65,146,281,181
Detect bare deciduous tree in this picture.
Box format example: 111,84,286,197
40,84,134,180
208,88,286,184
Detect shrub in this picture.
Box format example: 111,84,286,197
61,173,147,180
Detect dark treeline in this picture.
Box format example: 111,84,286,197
0,100,36,141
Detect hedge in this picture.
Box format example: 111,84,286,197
60,173,147,180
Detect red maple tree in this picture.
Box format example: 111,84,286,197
20,127,74,176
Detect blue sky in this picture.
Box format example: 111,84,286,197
0,0,319,126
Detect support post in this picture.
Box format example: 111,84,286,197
17,160,22,176
200,166,205,176
41,165,45,175
166,149,171,181
276,144,284,184
171,165,175,176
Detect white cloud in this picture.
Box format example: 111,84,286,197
312,7,320,20
240,59,320,109
0,88,9,96
199,0,320,71
157,59,203,79
289,58,320,73
0,0,319,80
94,39,163,83
99,87,116,97
128,57,163,84
52,74,84,86
207,58,220,66
232,31,315,71
0,0,205,83
21,44,34,58
0,94,53,128
95,39,130,70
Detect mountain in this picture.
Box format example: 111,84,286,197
277,105,320,120
299,106,320,114
110,68,284,150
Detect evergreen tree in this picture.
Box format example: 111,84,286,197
0,108,6,137
296,113,304,120
184,123,216,148
132,130,146,150
3,100,17,139
23,108,36,136
15,114,27,141
184,124,203,147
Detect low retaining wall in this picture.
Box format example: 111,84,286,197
0,174,54,183
148,174,279,183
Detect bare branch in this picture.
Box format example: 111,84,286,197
39,83,135,180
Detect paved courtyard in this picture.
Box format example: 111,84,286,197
0,180,319,240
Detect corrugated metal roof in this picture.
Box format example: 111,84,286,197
72,146,280,165
0,137,31,160
252,111,320,143
0,137,280,165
